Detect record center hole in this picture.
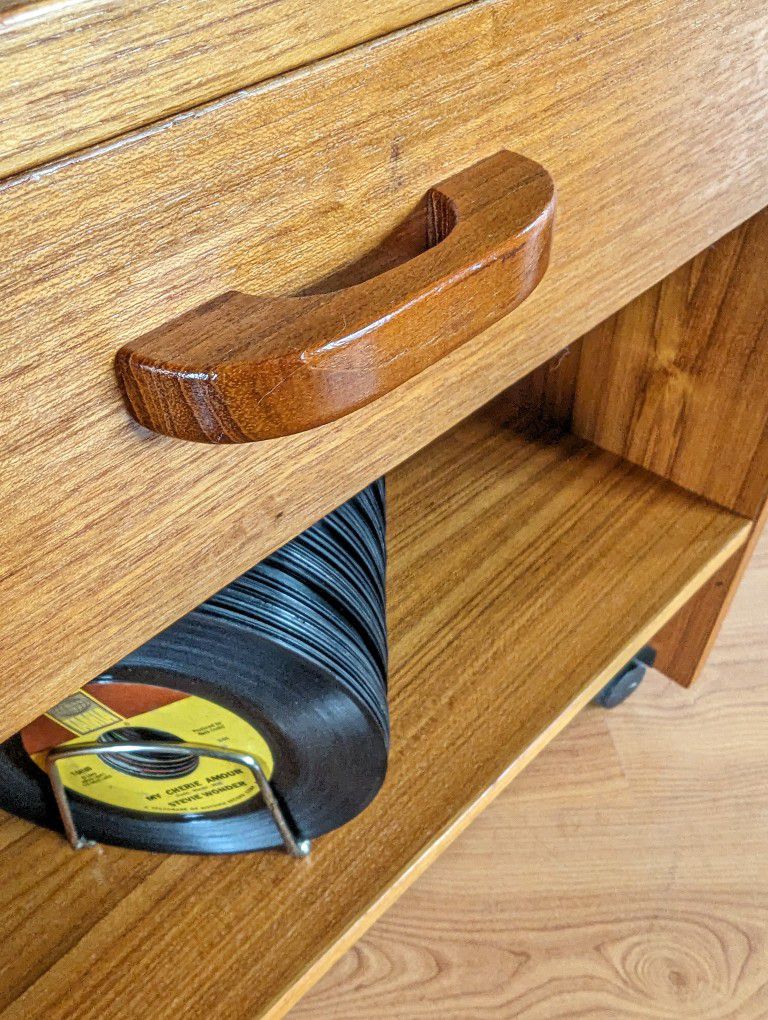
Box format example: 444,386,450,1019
97,726,199,781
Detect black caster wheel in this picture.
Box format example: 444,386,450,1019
594,645,656,709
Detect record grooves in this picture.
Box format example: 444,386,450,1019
0,480,389,854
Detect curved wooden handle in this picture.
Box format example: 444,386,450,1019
116,150,555,443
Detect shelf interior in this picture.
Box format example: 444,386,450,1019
0,402,749,1019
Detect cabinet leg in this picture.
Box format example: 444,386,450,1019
654,508,767,685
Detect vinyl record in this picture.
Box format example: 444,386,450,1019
0,480,388,854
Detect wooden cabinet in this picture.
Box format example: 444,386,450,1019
0,0,766,1015
1,0,766,740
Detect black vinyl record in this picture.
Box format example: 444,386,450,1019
0,480,388,854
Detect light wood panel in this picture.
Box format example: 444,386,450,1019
549,209,768,684
296,533,768,1019
1,0,766,737
0,0,464,177
0,404,749,1019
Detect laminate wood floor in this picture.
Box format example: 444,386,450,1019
293,532,768,1018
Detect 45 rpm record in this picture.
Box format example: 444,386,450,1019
0,480,388,854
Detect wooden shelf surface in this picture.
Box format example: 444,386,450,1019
0,407,749,1019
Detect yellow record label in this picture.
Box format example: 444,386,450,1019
22,682,274,816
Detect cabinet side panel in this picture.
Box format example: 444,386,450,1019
570,209,768,683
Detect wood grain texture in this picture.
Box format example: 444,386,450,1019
0,0,465,178
653,501,768,683
571,209,768,520
0,404,749,1019
1,0,767,738
295,532,768,1019
116,152,555,442
568,209,768,684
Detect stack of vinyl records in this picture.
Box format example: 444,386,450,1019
0,480,388,854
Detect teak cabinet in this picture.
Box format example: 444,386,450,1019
0,0,766,1016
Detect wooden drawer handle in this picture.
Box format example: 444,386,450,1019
116,150,555,443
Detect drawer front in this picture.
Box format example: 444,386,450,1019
0,0,464,177
1,0,766,737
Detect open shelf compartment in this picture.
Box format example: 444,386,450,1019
0,402,749,1019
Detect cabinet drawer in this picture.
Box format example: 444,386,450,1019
0,0,465,177
1,0,766,737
